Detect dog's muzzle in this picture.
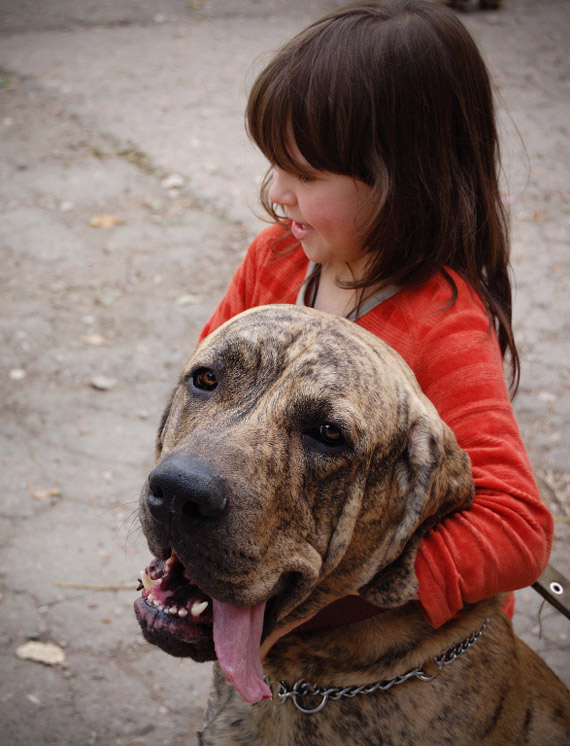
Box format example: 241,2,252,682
147,453,228,522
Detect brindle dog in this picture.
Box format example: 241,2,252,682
135,305,570,746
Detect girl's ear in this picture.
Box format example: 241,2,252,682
359,415,474,608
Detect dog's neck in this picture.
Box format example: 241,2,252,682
295,594,386,632
263,597,499,689
260,594,385,660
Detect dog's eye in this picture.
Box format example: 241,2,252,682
192,368,218,391
319,424,343,444
307,423,345,448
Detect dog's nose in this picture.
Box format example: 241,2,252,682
147,454,227,521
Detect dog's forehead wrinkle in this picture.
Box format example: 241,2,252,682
193,329,320,390
217,315,312,353
197,309,403,401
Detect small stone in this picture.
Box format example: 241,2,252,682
9,368,26,381
538,391,556,403
89,376,118,391
161,174,185,190
95,289,121,307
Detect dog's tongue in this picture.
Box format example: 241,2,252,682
212,599,272,703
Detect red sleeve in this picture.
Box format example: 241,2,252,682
409,278,553,627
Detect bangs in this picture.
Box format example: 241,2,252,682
246,17,377,184
246,79,308,179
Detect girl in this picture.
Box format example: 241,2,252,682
198,0,552,629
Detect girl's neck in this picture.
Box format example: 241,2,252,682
310,261,373,317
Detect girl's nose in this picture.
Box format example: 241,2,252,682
267,168,296,207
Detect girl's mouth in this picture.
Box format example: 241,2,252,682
290,219,314,241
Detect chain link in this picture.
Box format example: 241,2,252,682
277,618,490,714
433,617,489,669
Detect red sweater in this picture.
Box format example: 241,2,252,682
199,224,553,628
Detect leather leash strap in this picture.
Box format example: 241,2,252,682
532,564,570,620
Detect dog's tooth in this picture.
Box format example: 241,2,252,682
178,608,188,618
165,551,176,568
140,571,160,592
153,599,161,607
147,594,154,603
168,606,178,615
191,600,209,618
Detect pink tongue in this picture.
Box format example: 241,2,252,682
212,599,272,703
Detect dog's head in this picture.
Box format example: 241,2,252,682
135,305,473,702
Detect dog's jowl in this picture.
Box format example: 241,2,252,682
135,305,570,746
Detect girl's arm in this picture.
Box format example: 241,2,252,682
411,293,553,628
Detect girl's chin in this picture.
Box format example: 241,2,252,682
299,241,337,267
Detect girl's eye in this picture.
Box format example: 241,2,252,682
192,368,218,391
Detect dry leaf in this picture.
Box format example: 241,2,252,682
89,214,125,230
81,334,106,347
176,293,201,307
16,641,66,666
32,487,61,501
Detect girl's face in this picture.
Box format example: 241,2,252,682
267,139,373,275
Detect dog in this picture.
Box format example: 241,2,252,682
135,304,570,745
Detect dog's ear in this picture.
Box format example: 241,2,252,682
360,412,474,608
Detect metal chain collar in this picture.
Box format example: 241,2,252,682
277,618,490,714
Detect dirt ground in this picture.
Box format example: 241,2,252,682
0,1,568,744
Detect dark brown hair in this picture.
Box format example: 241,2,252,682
246,0,519,392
